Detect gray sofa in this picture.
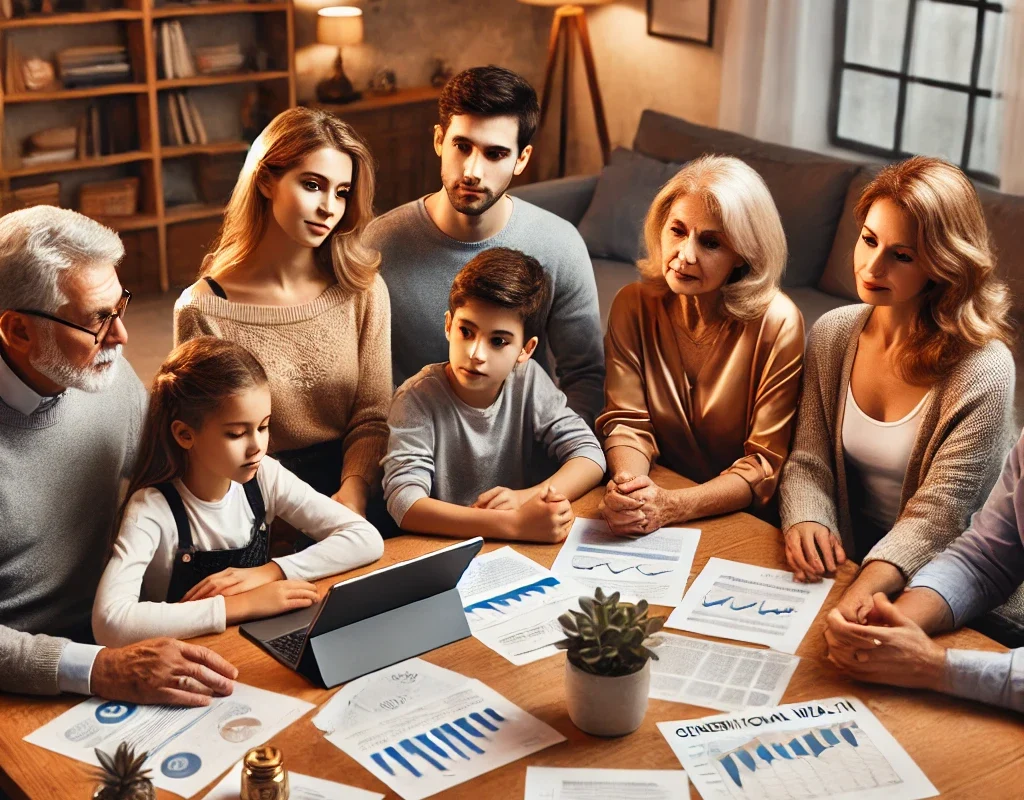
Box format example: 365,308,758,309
513,110,1024,418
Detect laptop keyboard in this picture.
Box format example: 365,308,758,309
267,629,307,664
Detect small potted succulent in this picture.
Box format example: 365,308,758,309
555,587,665,736
91,742,155,800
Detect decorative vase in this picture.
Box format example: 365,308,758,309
564,658,651,737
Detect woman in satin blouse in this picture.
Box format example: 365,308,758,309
598,155,804,535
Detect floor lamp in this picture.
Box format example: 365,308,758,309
520,0,612,177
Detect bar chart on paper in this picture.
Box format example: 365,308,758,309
369,708,508,778
463,577,563,625
710,722,901,800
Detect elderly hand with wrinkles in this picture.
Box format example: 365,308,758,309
824,592,947,692
598,472,674,536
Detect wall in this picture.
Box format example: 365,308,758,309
292,0,550,106
563,0,727,176
293,0,727,181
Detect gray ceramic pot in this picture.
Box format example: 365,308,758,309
564,659,651,737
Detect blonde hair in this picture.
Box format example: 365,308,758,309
854,156,1013,384
201,107,380,294
638,155,787,320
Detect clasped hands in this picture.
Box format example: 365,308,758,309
598,472,673,536
472,484,574,543
823,590,947,693
181,562,319,625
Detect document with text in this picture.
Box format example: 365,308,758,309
666,558,834,653
551,518,700,606
525,766,688,800
650,633,799,712
658,696,937,800
312,658,564,800
24,683,312,798
457,546,583,665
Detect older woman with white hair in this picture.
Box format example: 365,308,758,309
598,155,804,535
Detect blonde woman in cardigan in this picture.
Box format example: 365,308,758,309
175,108,390,525
597,155,804,534
779,156,1018,627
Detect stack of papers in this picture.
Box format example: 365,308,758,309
24,684,313,798
551,518,700,606
457,546,583,665
312,658,564,800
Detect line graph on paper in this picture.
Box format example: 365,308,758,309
463,577,564,626
369,708,508,779
571,554,674,577
692,577,807,637
708,722,902,800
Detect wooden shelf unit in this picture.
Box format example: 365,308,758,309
0,0,296,292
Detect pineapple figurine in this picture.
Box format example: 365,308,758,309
92,742,156,800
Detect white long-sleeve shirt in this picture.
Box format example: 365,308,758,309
92,456,384,647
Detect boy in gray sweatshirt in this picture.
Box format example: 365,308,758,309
382,247,606,543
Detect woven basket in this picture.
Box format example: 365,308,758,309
1,182,61,214
79,177,139,217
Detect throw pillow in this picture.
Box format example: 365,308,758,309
578,147,680,264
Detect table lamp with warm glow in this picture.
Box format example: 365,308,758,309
518,0,612,176
317,6,364,104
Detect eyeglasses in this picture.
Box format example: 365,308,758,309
16,288,131,345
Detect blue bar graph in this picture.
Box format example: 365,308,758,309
370,708,509,779
711,722,902,798
463,578,561,618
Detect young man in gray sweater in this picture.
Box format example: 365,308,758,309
382,248,606,542
0,206,237,705
364,66,605,425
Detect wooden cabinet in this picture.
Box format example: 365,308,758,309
313,86,440,213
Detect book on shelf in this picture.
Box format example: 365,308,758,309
164,90,208,147
157,21,196,79
57,45,132,88
196,43,245,75
4,43,26,94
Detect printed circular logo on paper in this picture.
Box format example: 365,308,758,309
94,701,137,724
161,752,202,779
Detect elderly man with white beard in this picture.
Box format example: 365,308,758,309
0,206,238,706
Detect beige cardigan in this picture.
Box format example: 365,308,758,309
174,275,392,490
779,305,1023,621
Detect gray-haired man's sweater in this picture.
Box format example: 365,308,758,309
364,195,605,425
0,357,146,695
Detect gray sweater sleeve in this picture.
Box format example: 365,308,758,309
528,363,607,473
778,317,841,533
381,385,435,526
0,625,67,695
546,229,605,427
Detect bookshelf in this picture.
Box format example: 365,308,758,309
0,0,296,292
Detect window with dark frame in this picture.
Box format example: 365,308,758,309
829,0,1006,187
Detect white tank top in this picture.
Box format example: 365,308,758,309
841,383,930,530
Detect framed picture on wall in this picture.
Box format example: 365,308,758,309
648,0,715,47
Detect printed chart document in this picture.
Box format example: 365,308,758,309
658,696,937,800
312,658,565,800
207,761,384,800
457,546,583,665
24,683,313,798
651,633,800,712
525,766,688,799
666,558,834,654
551,517,700,605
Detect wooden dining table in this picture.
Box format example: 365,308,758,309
1,466,1021,799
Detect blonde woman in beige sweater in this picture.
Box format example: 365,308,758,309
779,157,1018,628
174,108,390,529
